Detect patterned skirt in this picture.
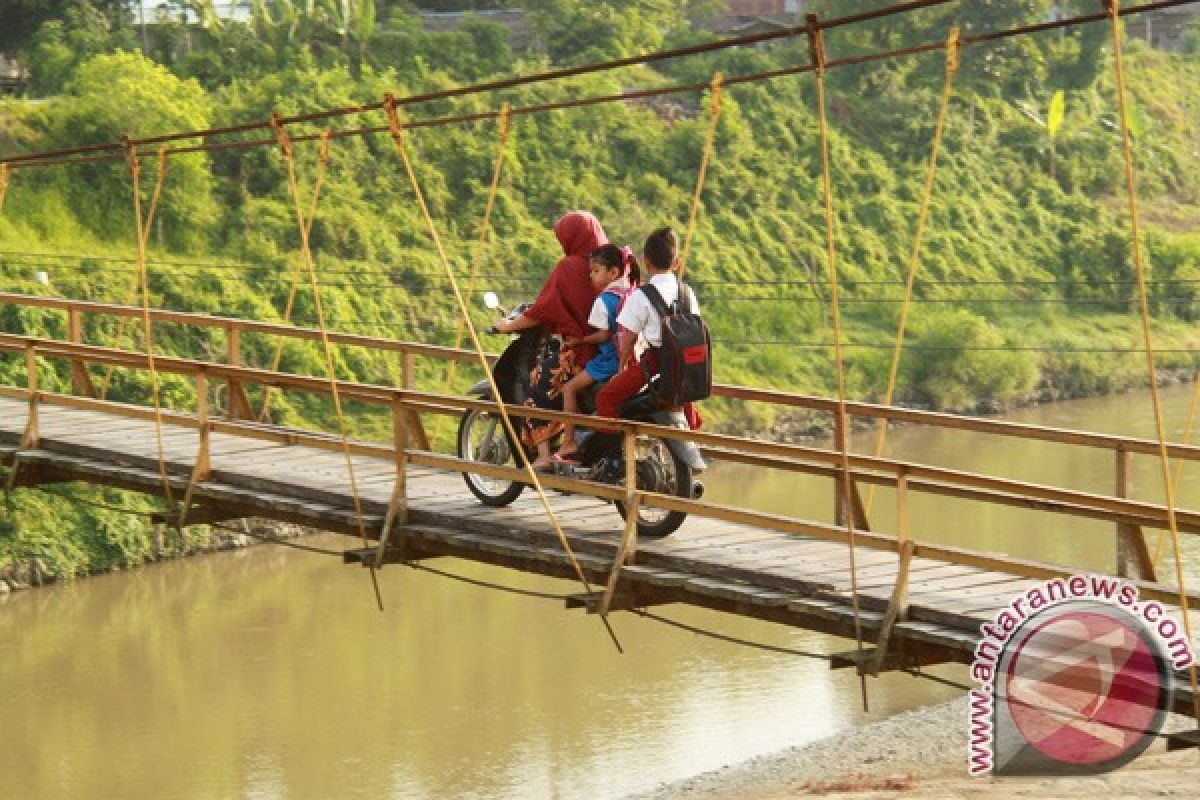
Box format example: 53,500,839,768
521,339,582,448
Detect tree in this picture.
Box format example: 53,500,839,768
48,51,218,248
247,0,377,69
0,0,132,51
527,0,691,64
22,1,138,95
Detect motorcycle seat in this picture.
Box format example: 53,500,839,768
619,391,668,418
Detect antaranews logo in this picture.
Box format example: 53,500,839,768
967,575,1194,776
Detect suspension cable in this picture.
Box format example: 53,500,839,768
382,93,623,653
271,116,383,611
678,73,723,283
124,142,176,508
808,15,869,713
258,129,334,422
1105,0,1199,723
865,27,959,515
99,149,172,400
444,103,511,393
1155,376,1200,567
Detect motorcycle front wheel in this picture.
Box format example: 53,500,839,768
614,437,692,538
457,409,525,507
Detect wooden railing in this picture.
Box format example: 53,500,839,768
2,291,1198,609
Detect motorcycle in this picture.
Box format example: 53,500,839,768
455,292,705,538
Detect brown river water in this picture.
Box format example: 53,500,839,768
3,385,1199,799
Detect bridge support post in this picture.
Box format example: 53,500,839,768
6,345,41,492
374,396,411,567
178,371,212,529
868,471,913,676
401,352,431,452
869,540,914,676
66,307,96,398
1115,447,1156,580
224,324,254,420
600,430,640,616
832,413,870,530
21,343,39,448
834,412,847,525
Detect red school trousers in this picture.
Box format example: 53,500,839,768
596,351,658,421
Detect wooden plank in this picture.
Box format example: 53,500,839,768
899,568,1027,594
207,438,296,457
37,416,155,438
647,529,794,557
259,463,399,486
37,433,200,471
408,506,839,597
745,547,901,578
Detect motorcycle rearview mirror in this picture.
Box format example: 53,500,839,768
483,291,501,310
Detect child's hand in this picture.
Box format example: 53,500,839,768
562,335,579,349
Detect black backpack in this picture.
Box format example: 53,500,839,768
640,280,712,406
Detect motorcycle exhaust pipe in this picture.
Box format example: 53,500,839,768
691,479,705,499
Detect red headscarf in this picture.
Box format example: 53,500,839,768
525,211,608,347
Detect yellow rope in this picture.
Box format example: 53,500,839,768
444,103,512,393
125,141,175,507
678,72,723,284
1154,374,1200,567
865,28,959,515
383,94,622,651
99,149,171,399
258,120,334,422
272,119,383,611
809,16,869,711
0,163,9,216
1106,0,1199,720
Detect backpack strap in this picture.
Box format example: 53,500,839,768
677,281,695,314
640,283,673,318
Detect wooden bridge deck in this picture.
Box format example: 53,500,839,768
3,394,1198,709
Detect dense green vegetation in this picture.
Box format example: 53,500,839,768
1,0,1199,580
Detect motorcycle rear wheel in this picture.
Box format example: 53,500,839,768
614,437,692,538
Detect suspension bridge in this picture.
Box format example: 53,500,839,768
2,291,1199,714
2,0,1199,728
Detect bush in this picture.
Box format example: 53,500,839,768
904,310,1038,410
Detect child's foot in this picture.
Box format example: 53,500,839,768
529,455,555,471
556,445,578,461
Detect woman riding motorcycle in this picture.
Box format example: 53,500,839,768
493,210,608,469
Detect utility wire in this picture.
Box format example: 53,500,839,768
9,253,1200,290
713,342,1200,353
9,273,1199,303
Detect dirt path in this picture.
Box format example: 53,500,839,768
634,697,1200,799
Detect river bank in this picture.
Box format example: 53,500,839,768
0,518,309,595
726,367,1199,444
635,696,1200,799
